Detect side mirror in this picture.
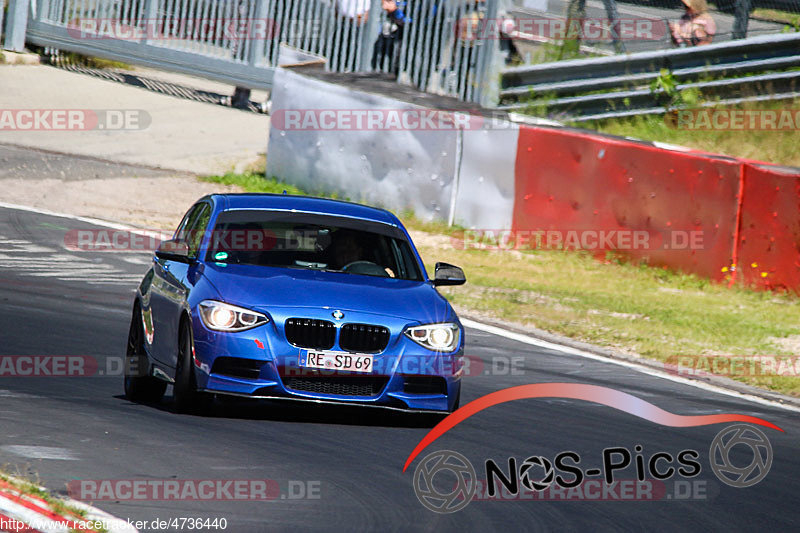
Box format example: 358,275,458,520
432,262,466,286
155,239,191,263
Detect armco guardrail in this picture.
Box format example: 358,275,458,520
499,32,800,121
529,69,800,122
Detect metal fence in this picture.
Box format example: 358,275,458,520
9,0,275,87
275,0,373,72
3,0,506,103
505,0,800,60
1,0,6,45
6,0,795,106
285,0,507,103
391,0,502,103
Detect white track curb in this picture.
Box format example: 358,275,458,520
0,476,137,533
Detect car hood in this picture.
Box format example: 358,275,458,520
201,263,453,322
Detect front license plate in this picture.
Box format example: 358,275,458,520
300,350,373,373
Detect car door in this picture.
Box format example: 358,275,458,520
149,202,210,366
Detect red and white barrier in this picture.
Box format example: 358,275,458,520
511,124,800,292
0,478,136,533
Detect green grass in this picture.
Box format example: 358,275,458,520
586,98,800,167
202,172,306,195
423,246,800,397
751,7,800,29
80,56,131,70
203,170,800,397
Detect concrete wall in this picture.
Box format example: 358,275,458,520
267,67,800,292
454,125,519,229
266,67,518,227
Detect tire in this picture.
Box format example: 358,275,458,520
124,305,167,403
449,385,461,413
173,320,211,414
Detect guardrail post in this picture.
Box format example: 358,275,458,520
3,0,30,52
359,0,382,71
561,0,586,59
248,0,269,66
142,0,159,45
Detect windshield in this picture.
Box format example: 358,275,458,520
204,210,423,281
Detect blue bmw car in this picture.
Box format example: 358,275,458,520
124,194,466,413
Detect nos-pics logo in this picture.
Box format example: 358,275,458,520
412,424,773,514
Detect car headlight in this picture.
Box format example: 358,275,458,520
404,323,460,352
198,300,268,332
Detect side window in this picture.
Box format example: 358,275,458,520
393,239,421,281
185,204,212,259
174,204,202,242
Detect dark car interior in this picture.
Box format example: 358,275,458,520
206,214,423,281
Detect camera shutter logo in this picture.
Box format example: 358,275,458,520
710,424,773,488
413,450,476,513
519,456,555,492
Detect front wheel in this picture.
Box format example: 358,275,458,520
124,305,167,403
173,321,211,414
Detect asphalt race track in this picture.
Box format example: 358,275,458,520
0,204,797,532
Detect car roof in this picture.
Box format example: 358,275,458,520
208,193,400,226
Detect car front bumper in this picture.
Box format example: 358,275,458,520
190,310,463,412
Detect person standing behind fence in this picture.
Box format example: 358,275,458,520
226,0,252,109
335,0,371,70
371,0,409,73
448,0,488,96
669,0,716,47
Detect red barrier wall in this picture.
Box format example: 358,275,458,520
513,126,742,281
736,163,800,292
